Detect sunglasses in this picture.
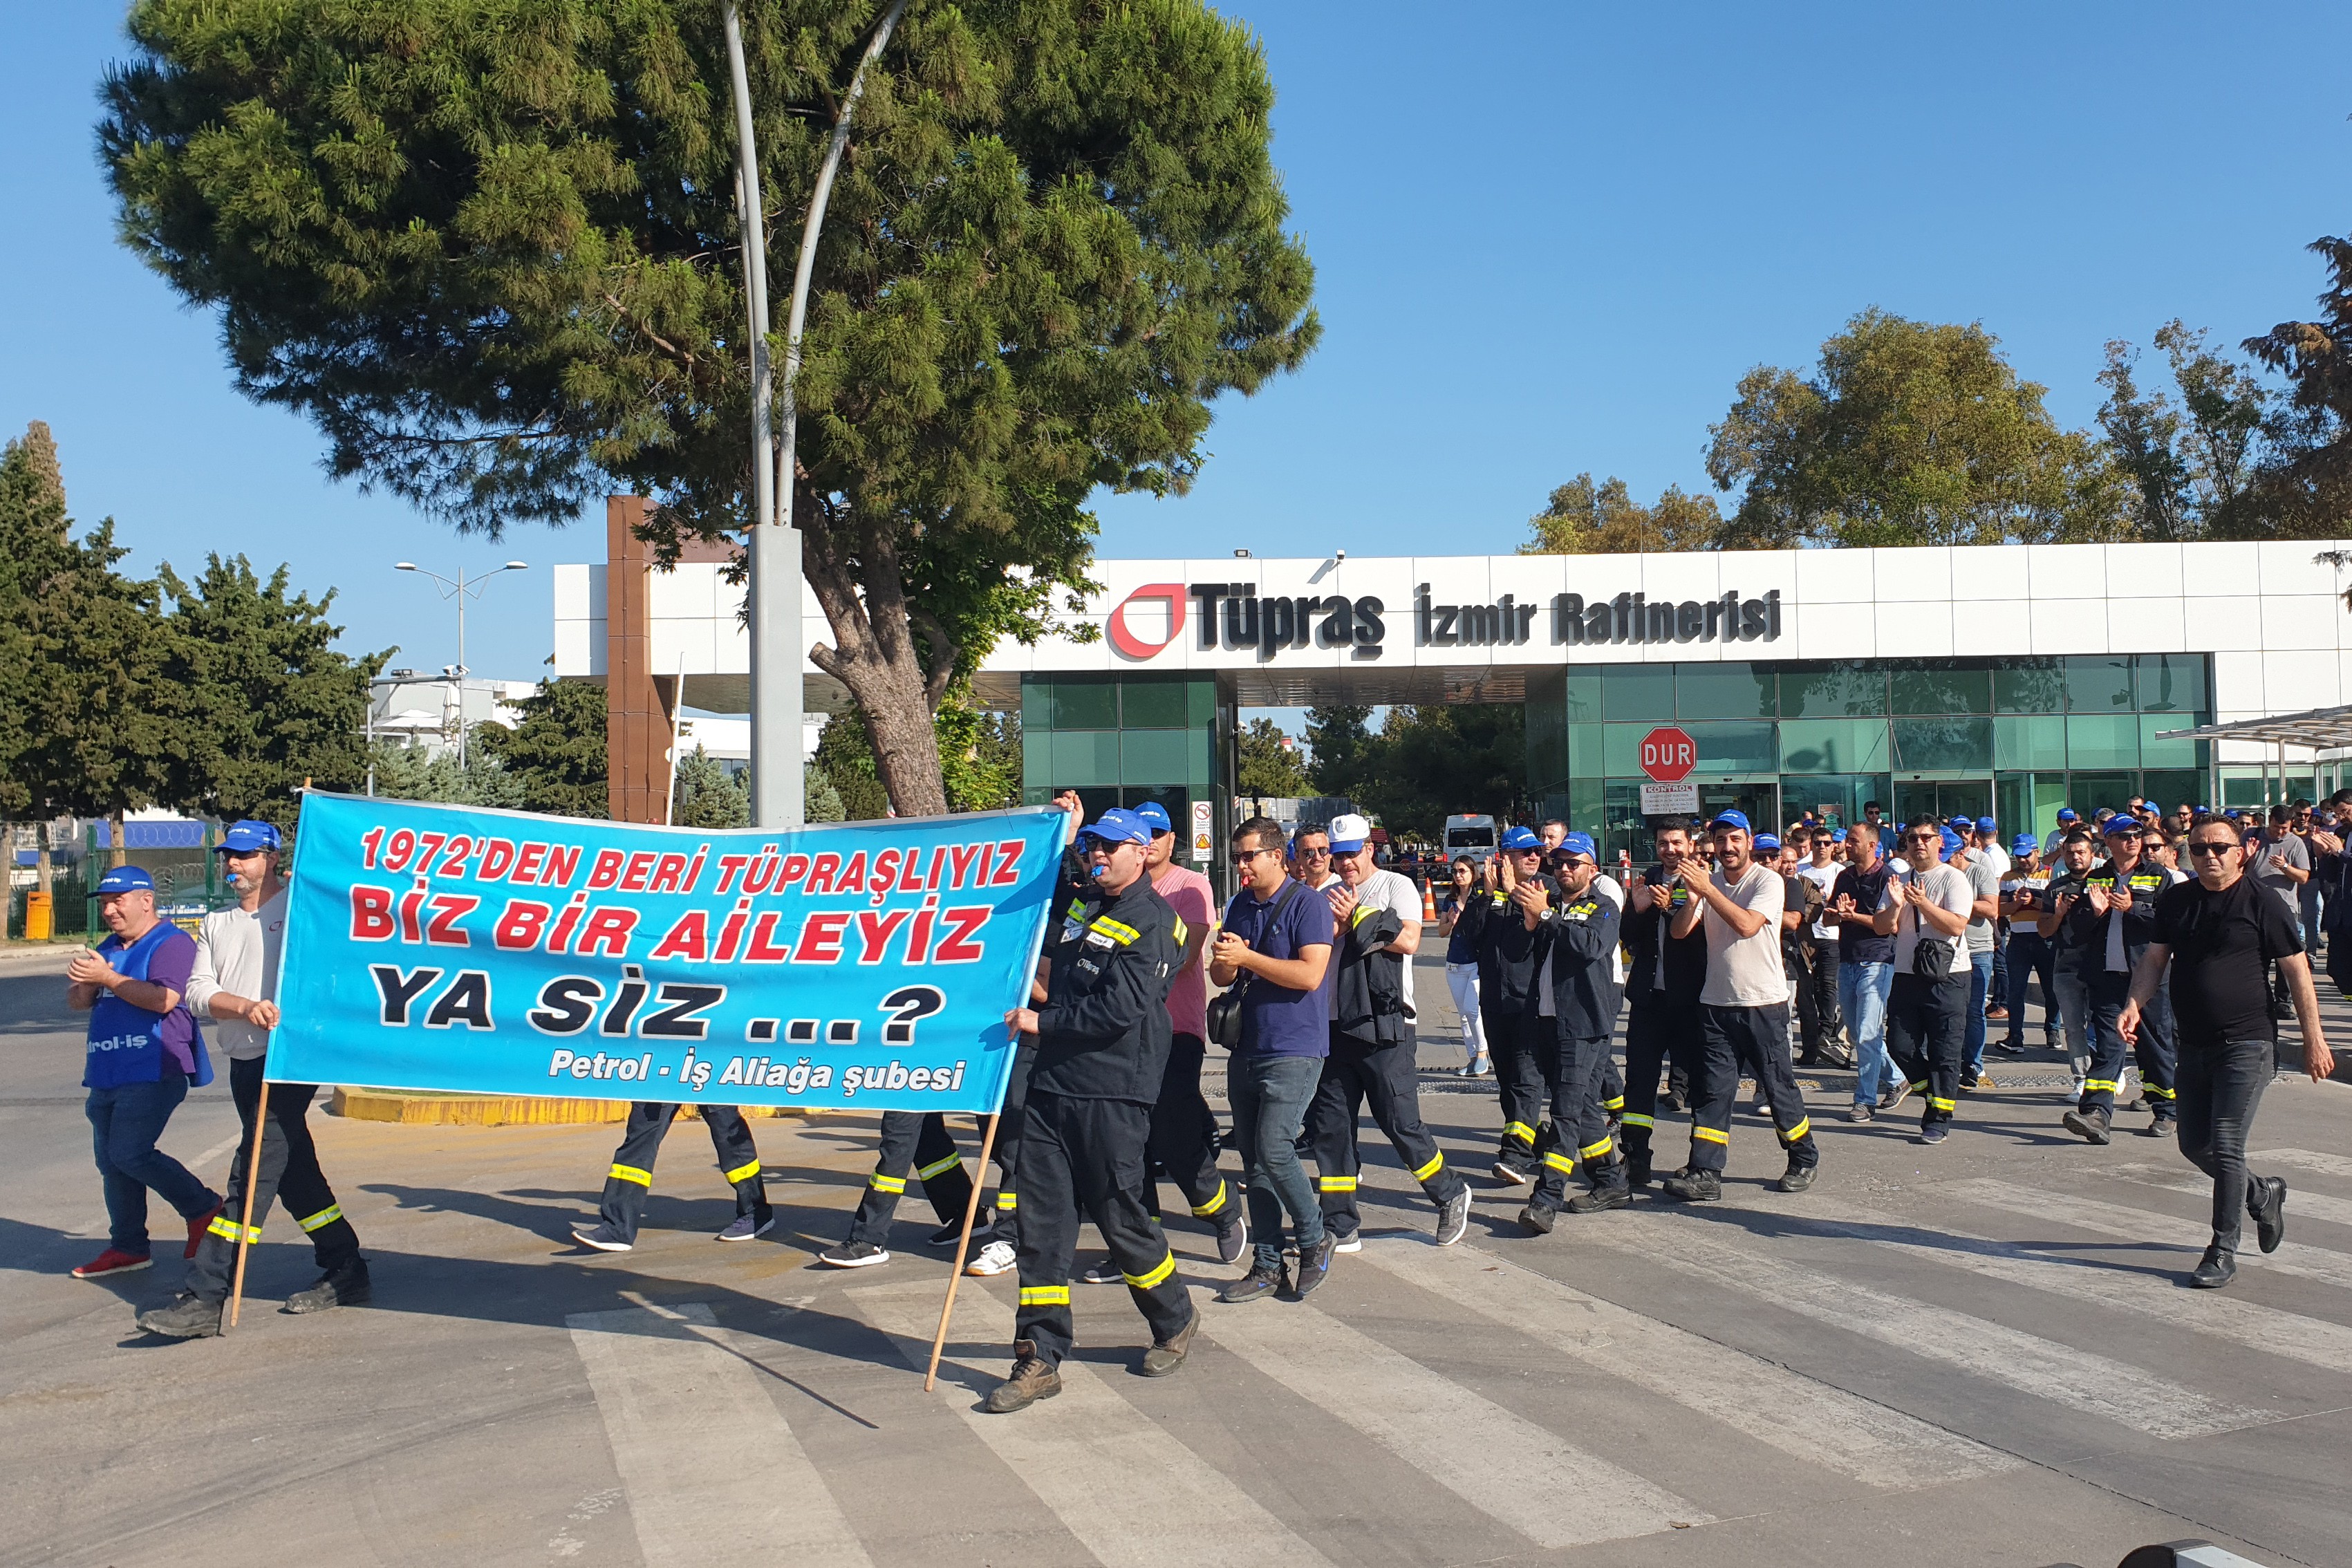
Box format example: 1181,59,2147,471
1903,832,1936,844
1230,848,1273,865
2187,841,2236,857
1295,846,1331,859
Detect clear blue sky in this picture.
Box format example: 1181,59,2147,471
4,3,2348,687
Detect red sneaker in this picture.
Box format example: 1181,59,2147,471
73,1248,153,1279
187,1204,223,1258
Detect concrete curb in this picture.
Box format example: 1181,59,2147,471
327,1088,820,1127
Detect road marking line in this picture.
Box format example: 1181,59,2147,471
1944,1177,2352,1294
2254,1146,2352,1182
568,1302,872,1568
1578,1208,2265,1439
1362,1238,2018,1489
1193,1283,1710,1547
2107,1166,2352,1233
849,1282,1335,1568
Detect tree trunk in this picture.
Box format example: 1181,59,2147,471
35,828,51,899
799,489,954,819
109,809,127,869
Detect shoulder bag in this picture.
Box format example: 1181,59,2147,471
1205,878,1305,1049
1908,873,1957,978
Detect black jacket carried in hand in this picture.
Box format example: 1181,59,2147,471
1622,865,1708,998
1331,898,1406,1045
1032,877,1182,1103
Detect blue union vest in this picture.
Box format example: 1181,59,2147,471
84,924,212,1090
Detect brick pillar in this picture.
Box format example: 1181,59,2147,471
606,496,670,823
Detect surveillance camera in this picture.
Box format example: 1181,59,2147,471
1335,549,1345,563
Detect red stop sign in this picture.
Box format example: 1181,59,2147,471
1640,726,1697,783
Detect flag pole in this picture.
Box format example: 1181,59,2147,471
923,1111,1002,1392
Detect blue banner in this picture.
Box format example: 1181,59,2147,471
270,793,1064,1113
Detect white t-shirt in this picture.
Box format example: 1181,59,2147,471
1972,843,2010,879
1354,867,1424,1020
1699,862,1789,1007
1796,861,1842,941
186,889,289,1061
1592,873,1627,984
1881,864,1974,976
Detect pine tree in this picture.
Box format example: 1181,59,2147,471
158,552,382,825
671,745,749,829
474,678,610,819
103,0,1318,818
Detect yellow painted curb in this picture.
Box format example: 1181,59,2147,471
326,1088,818,1127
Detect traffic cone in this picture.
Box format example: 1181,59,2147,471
1422,882,1437,921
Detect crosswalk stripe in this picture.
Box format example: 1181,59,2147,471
848,1282,1336,1568
1361,1238,2019,1488
1707,1182,2352,1382
1944,1177,2352,1294
1191,1283,1710,1547
2255,1146,2352,1182
2106,1165,2352,1233
568,1303,872,1568
1577,1210,2266,1439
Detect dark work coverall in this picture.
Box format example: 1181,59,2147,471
595,1103,770,1241
1618,868,1706,1182
1530,886,1627,1214
1011,877,1191,1368
186,1056,361,1300
844,1112,978,1246
1459,876,1560,1177
1309,902,1467,1240
2075,861,2179,1123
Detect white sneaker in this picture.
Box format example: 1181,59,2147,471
964,1240,1017,1277
1332,1233,1363,1253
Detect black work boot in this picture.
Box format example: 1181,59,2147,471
285,1259,371,1315
2190,1244,2237,1289
2250,1177,2288,1254
1625,1148,1653,1190
2062,1106,2111,1146
1775,1163,1818,1195
1567,1164,1632,1213
137,1291,224,1340
1660,1167,1721,1203
981,1341,1063,1413
1518,1203,1556,1235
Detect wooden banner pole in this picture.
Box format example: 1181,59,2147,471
923,1110,1002,1392
225,1081,268,1331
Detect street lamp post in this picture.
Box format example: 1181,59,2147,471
395,561,528,768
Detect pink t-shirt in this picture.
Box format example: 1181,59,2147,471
1152,864,1214,1040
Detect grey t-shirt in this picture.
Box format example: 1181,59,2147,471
2249,833,2309,920
1960,851,2002,955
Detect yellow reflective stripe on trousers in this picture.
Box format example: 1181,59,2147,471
2084,1078,2120,1092
1542,1152,1576,1174
996,1191,1018,1211
1928,1096,1957,1112
1317,1175,1358,1193
1124,1250,1177,1289
1019,1285,1070,1307
915,1153,962,1179
1411,1151,1446,1182
608,1164,653,1188
2142,1084,2176,1100
1191,1179,1229,1217
1780,1117,1811,1144
1692,1126,1729,1145
1578,1137,1614,1161
295,1204,342,1232
723,1159,763,1185
208,1215,261,1244
868,1173,906,1194
1602,1095,1625,1111
1503,1121,1537,1145
1620,1112,1656,1129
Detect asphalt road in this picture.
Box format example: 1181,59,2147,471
5,942,2351,1568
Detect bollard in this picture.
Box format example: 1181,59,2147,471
2116,1542,2272,1568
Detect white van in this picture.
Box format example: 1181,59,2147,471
1441,814,1497,862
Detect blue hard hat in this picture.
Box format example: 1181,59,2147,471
1079,808,1151,847
1131,801,1173,836
1558,831,1596,860
1708,809,1751,833
216,819,281,855
96,865,155,894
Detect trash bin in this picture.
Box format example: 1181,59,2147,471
24,891,50,942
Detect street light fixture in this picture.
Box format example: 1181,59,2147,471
394,561,529,768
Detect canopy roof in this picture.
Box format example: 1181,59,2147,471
2156,704,2352,752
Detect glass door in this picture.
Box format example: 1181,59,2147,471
1892,780,1992,826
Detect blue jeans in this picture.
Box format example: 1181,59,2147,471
1228,1052,1326,1269
86,1074,218,1256
1963,951,1995,1074
1838,961,1895,1106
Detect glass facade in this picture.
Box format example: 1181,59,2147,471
1019,672,1233,892
1529,656,2213,862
